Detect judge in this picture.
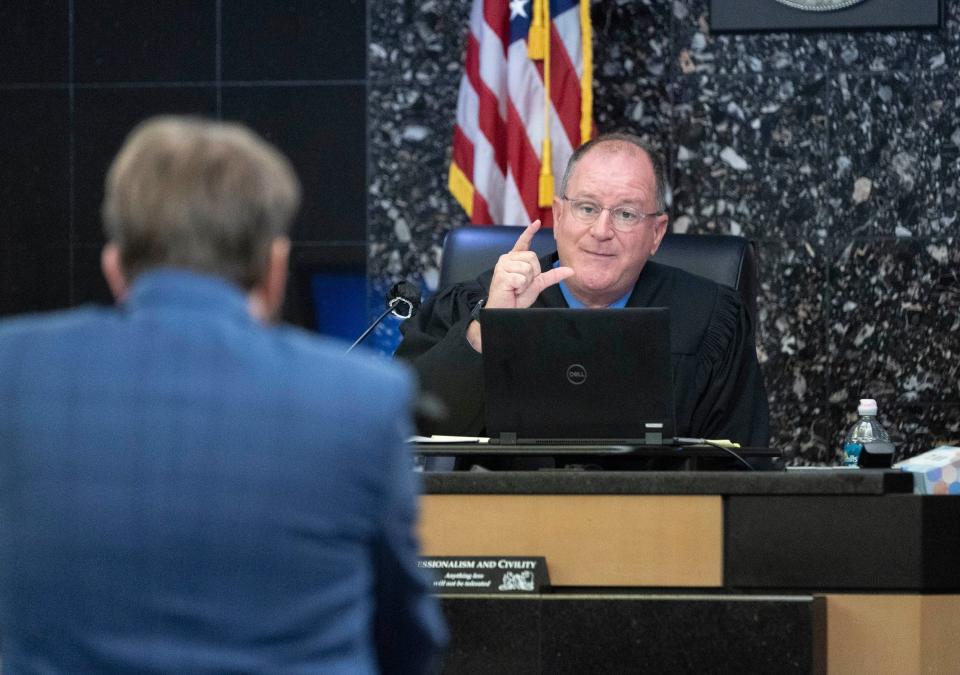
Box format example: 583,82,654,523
396,132,769,448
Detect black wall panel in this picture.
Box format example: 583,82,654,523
221,84,366,243
222,0,366,81
0,2,367,317
0,89,71,313
74,0,216,83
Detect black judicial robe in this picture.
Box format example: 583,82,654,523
396,253,770,448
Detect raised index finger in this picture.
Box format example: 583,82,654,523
511,219,542,253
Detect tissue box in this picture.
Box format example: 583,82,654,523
893,446,960,495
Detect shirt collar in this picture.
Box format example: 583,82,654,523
124,268,254,323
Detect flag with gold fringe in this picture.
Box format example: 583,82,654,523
448,0,593,228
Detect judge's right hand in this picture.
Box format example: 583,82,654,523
466,220,573,352
486,220,573,309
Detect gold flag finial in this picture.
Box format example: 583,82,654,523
527,0,546,60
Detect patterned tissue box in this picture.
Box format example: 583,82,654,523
894,446,960,495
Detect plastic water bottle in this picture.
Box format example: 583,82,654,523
842,399,895,468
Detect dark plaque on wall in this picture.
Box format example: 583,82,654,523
418,556,550,595
711,0,941,32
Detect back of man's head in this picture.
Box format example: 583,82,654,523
102,116,301,290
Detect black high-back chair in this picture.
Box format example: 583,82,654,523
438,225,759,320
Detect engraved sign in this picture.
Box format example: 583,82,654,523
418,556,550,595
711,0,940,32
773,0,866,10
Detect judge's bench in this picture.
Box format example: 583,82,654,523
418,468,960,674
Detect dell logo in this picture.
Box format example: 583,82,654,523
566,364,587,385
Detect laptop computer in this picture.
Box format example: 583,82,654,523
481,307,676,445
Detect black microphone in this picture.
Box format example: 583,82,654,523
346,282,421,353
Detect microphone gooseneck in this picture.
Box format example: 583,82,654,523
346,282,422,353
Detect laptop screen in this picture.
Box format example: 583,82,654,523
481,307,676,443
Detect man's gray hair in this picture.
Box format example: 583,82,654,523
558,132,668,213
102,116,301,289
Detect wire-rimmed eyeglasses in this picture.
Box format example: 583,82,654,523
560,196,663,232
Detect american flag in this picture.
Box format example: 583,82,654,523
448,0,593,228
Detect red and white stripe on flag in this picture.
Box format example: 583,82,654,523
448,0,593,228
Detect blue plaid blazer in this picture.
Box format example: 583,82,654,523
0,269,445,674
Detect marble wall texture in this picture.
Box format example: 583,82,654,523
368,0,960,463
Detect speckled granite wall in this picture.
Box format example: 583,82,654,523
368,0,960,463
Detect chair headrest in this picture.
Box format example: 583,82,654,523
438,226,555,290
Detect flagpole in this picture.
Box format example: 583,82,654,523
537,0,554,208
580,0,593,144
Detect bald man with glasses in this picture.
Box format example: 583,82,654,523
397,132,769,451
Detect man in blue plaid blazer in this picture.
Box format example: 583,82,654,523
0,116,445,674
